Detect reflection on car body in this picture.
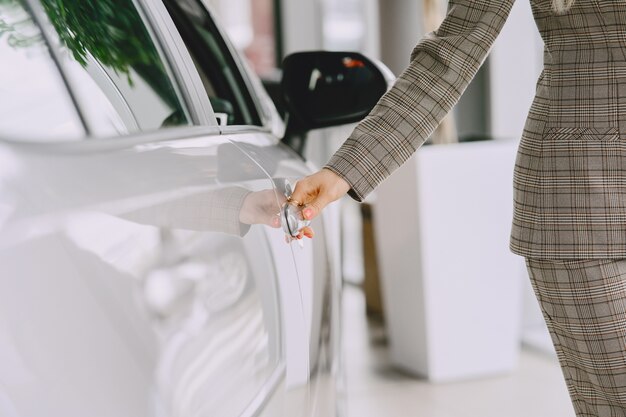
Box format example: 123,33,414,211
0,0,391,416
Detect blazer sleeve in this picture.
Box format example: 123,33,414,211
324,0,516,201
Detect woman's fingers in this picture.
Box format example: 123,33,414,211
300,196,331,221
284,169,350,243
284,226,315,244
290,169,350,221
301,226,315,238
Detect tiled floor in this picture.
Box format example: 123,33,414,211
342,285,577,417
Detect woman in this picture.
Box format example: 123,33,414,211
291,0,626,415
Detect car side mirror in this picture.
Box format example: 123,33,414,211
280,51,393,150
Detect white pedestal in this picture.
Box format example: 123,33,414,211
373,139,524,382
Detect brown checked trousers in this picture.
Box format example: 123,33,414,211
323,0,626,415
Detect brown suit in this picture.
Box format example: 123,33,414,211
323,1,626,415
324,0,626,260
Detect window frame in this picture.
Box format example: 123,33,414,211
4,0,282,146
19,0,91,136
137,0,218,128
160,0,264,128
22,0,214,139
143,0,284,134
200,2,279,132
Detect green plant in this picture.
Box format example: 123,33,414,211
1,0,180,109
38,0,179,109
40,0,156,78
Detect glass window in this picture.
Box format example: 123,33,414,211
39,0,191,135
207,0,280,79
0,0,84,142
163,0,262,126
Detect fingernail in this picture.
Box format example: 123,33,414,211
303,208,313,219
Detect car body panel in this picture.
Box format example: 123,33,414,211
0,0,341,415
0,132,339,417
0,133,276,414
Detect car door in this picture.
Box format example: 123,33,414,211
0,1,289,416
155,2,342,416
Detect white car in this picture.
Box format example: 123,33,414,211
0,0,390,416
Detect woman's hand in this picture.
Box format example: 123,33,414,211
290,168,351,223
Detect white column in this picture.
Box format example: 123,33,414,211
489,0,543,139
377,0,425,75
280,0,324,54
370,0,536,381
488,0,555,354
362,0,381,60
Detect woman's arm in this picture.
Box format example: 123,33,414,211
326,0,517,201
290,0,517,223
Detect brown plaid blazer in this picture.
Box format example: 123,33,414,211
324,0,626,260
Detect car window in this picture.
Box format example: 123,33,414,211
39,0,191,136
0,0,84,142
163,0,262,127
